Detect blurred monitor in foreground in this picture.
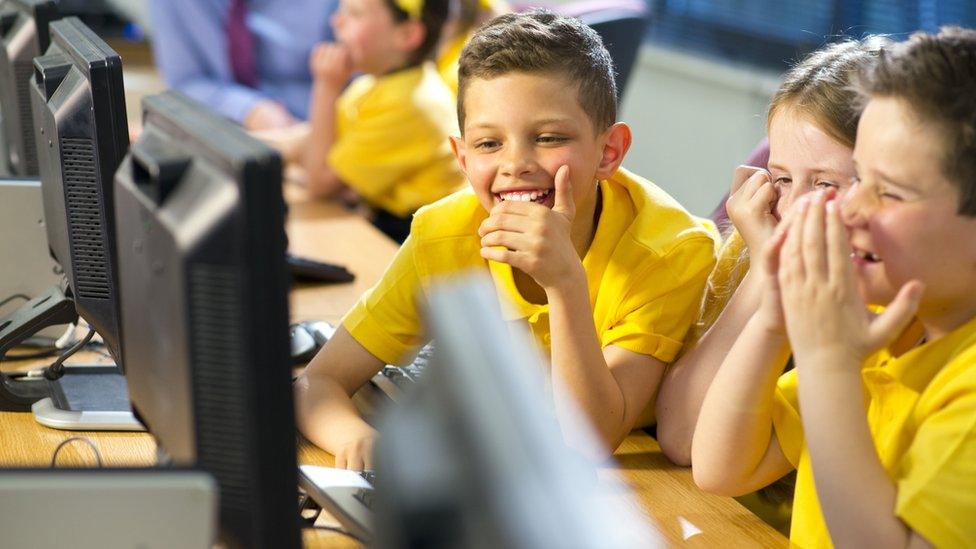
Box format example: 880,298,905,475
374,275,662,548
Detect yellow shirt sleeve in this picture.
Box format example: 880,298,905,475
771,369,804,467
341,232,427,365
895,377,976,547
601,235,715,362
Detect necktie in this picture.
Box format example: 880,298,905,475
227,0,258,87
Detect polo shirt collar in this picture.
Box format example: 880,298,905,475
865,314,976,393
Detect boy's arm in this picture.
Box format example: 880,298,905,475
546,280,667,456
780,195,926,547
656,268,764,465
294,325,385,470
303,43,350,198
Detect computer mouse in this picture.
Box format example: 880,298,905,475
303,320,336,346
290,323,318,365
289,320,335,365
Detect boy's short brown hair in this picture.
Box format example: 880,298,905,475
857,26,976,216
456,9,617,133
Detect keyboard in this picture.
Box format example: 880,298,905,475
298,465,376,541
370,343,434,401
287,253,355,284
353,487,376,510
359,470,377,484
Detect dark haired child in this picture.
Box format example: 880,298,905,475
302,0,464,241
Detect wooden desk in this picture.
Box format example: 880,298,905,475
0,188,785,547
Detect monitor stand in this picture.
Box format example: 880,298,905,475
31,365,143,431
0,286,143,431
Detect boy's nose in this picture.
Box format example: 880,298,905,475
840,180,876,227
500,144,536,179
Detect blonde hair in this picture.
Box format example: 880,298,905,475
686,37,888,347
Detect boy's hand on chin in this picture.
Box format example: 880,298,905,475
777,193,924,371
478,165,584,291
310,42,353,91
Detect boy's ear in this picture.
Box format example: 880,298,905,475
395,20,426,53
450,135,468,174
595,122,632,180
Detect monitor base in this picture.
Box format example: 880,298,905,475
31,365,143,431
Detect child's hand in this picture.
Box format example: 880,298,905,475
478,165,584,292
754,191,804,334
726,165,778,252
309,42,353,90
777,192,924,370
333,426,377,470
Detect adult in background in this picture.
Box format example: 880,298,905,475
148,0,339,130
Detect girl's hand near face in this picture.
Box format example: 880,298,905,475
726,165,779,253
309,42,353,91
777,192,924,371
478,165,584,292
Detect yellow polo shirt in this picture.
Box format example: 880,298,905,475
341,167,718,366
329,62,464,217
436,33,466,96
771,315,976,548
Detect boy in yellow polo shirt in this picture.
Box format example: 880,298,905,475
295,10,718,470
693,27,976,547
303,0,464,242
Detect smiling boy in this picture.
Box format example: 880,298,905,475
294,10,718,468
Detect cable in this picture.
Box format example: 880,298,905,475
50,436,104,468
43,326,95,380
0,293,30,309
0,347,62,361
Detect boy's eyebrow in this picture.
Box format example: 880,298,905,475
466,117,578,130
534,117,577,126
853,159,916,191
877,172,915,191
467,122,499,130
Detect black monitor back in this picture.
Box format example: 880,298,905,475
29,16,127,362
0,0,58,176
114,90,298,549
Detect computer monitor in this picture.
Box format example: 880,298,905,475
374,275,660,548
30,15,127,363
0,15,135,425
115,90,299,549
0,0,58,176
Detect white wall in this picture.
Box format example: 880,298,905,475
618,45,782,217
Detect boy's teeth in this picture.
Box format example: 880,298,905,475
852,249,881,262
499,189,551,202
